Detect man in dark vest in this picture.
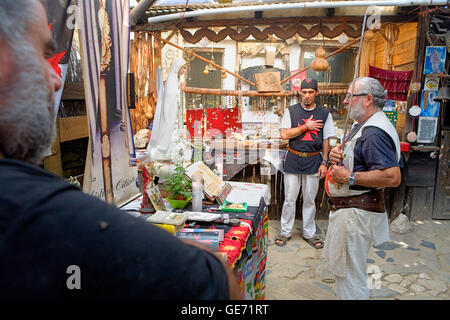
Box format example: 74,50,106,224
275,78,335,248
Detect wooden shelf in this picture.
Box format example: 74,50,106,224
62,83,85,100
410,145,440,152
58,115,89,142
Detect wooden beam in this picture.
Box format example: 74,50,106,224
183,86,347,97
133,15,408,31
161,29,177,48
58,115,89,143
62,83,85,100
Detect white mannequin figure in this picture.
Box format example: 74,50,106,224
148,57,187,161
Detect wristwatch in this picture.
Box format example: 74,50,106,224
347,172,356,186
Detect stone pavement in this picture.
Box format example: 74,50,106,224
265,218,450,300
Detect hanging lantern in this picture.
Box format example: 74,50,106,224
311,46,329,72
203,63,209,75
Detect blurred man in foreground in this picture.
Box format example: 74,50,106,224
0,0,240,300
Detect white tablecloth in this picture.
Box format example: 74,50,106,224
225,181,271,207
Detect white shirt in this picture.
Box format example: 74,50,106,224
280,104,336,140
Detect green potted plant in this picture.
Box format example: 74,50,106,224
164,163,192,209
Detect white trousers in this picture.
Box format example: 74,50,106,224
334,216,372,300
327,208,389,300
280,172,319,239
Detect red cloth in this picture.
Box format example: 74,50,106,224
224,107,242,134
290,70,307,92
189,107,242,138
368,65,413,101
226,226,251,247
206,108,225,136
239,219,253,230
186,109,204,138
218,238,242,266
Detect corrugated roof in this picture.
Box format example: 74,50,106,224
144,1,346,17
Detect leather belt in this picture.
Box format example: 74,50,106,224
288,147,321,158
329,189,386,213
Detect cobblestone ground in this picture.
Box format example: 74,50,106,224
265,219,450,300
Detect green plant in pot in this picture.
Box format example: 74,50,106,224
165,164,192,209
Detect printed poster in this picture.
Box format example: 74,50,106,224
420,90,440,117
77,0,139,206
424,46,446,75
424,77,440,91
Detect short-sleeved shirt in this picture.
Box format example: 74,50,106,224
280,105,335,140
353,126,400,172
280,103,336,174
0,159,230,299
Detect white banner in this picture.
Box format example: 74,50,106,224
77,0,138,206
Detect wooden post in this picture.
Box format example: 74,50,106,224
43,120,63,177
405,8,430,136
235,40,240,90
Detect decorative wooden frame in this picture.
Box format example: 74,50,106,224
178,22,363,44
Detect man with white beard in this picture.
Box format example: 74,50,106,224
323,77,401,300
0,0,240,300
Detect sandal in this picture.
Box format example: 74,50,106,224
303,236,324,249
274,234,291,247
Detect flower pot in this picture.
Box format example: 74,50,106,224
166,195,192,209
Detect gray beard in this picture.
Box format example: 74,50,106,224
349,103,365,122
0,40,55,165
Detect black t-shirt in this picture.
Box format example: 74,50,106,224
353,126,400,172
0,160,229,300
284,104,329,174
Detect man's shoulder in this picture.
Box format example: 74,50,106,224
359,126,397,150
287,103,301,111
361,126,393,140
0,159,108,219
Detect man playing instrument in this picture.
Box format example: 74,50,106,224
324,77,401,300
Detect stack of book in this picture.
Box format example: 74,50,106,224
145,211,188,235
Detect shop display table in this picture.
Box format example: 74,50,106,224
120,182,269,300
207,139,287,181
